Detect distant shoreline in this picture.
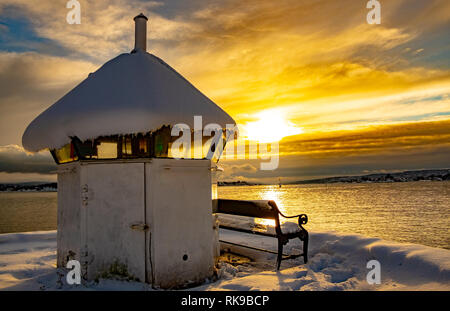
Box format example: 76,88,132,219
289,169,450,185
1,169,449,191
0,182,57,192
217,169,450,186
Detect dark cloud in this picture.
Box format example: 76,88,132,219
220,143,450,183
0,145,56,174
224,163,258,177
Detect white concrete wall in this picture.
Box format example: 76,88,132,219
57,162,81,268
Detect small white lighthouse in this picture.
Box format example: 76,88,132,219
22,13,235,288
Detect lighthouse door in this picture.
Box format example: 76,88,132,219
145,159,214,288
83,162,146,282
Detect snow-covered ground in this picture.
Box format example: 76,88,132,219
0,229,449,291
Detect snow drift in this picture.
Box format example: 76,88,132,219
0,229,448,291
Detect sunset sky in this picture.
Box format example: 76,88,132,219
0,0,449,183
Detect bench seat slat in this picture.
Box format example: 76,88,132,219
215,198,308,269
218,214,302,235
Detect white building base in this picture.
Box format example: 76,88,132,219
57,158,216,288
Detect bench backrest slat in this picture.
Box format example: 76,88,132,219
215,199,278,219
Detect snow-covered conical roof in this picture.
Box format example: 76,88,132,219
22,48,235,152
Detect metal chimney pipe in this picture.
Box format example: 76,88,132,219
133,13,148,52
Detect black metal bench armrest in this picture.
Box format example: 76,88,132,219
267,201,308,226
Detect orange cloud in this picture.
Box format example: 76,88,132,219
280,119,450,157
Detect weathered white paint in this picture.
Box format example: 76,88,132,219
84,162,146,281
56,162,81,268
145,159,214,288
57,158,216,288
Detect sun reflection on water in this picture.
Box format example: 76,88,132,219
218,182,450,250
255,185,287,227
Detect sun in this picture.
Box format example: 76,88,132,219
243,110,303,143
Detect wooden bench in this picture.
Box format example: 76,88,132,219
214,199,308,270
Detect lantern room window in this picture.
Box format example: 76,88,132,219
97,141,118,159
74,138,96,159
50,126,229,164
121,136,133,156
52,142,78,163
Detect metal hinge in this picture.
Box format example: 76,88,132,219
130,223,150,232
81,184,88,206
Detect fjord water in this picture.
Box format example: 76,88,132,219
0,192,57,234
219,181,450,250
0,182,448,249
